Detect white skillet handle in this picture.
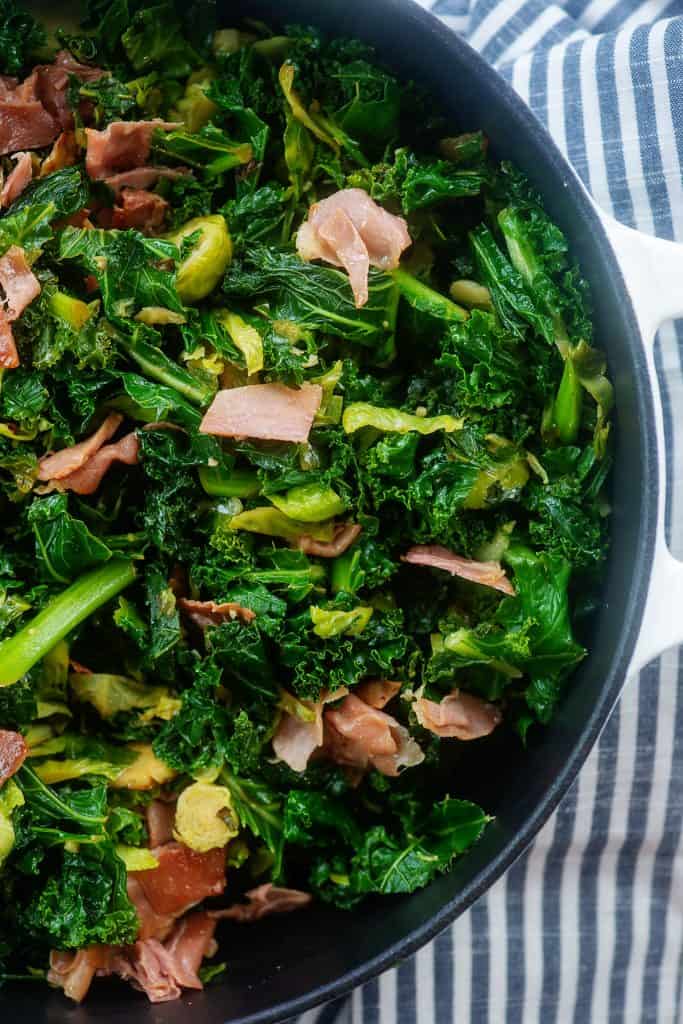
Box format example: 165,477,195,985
598,213,683,675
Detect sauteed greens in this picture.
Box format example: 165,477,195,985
0,0,612,1004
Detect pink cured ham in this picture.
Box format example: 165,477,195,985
126,877,176,943
413,689,502,740
53,50,104,83
0,152,32,207
210,884,312,923
145,800,176,848
178,597,256,629
130,843,227,918
0,96,58,155
48,432,139,495
324,693,424,777
85,120,180,180
110,941,184,1003
401,544,515,596
103,166,190,194
47,947,112,1003
0,729,28,784
296,188,411,307
34,52,104,132
272,688,348,773
163,912,217,986
112,188,169,232
38,413,123,482
355,679,402,710
0,314,18,369
200,383,323,443
297,522,362,558
0,246,41,368
0,245,41,320
110,913,217,1003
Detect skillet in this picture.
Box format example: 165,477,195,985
8,0,683,1020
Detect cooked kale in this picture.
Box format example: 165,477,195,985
0,2,612,1000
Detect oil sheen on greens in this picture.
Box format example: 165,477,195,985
0,0,612,988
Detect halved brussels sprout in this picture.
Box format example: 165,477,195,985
174,781,239,853
169,215,232,304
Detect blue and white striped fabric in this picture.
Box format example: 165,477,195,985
294,1,683,1022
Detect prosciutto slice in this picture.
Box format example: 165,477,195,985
163,911,217,986
126,877,176,943
109,912,217,1003
85,120,180,180
103,166,189,194
34,52,104,132
324,694,424,777
0,313,18,369
297,522,362,558
130,843,227,917
145,799,176,848
48,432,139,495
0,95,58,155
47,947,112,1004
0,245,41,320
272,688,348,773
297,188,411,307
178,598,256,629
210,884,312,923
401,544,515,596
200,383,323,443
0,729,28,784
0,152,32,207
0,246,41,368
413,689,502,740
355,679,402,710
38,413,122,482
112,188,169,232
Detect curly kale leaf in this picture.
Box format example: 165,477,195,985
223,247,399,350
278,606,410,701
302,795,489,907
20,843,138,949
0,0,46,75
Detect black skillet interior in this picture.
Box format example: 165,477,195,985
6,1,656,1021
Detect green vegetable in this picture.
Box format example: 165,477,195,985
169,215,232,303
269,483,346,522
0,780,24,866
216,310,263,375
28,494,114,584
0,0,45,75
199,465,261,497
0,9,612,986
227,507,335,542
390,267,468,322
154,124,252,177
0,561,136,687
310,604,373,638
343,402,462,435
223,247,399,349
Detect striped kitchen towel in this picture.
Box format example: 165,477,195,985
296,1,683,1022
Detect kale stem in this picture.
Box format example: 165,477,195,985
0,560,136,687
117,332,214,407
390,268,468,322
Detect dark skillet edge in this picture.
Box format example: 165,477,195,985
216,3,659,1022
